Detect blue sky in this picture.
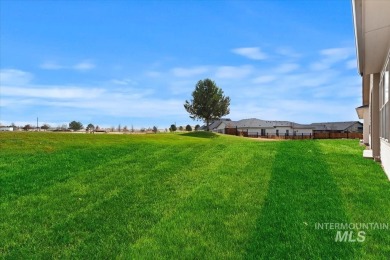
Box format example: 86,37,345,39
0,0,360,129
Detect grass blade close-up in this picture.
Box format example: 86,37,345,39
0,132,389,259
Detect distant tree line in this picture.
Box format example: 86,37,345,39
169,124,200,132
6,121,202,133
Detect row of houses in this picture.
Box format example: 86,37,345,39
205,118,363,136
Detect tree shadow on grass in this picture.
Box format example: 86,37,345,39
180,131,220,139
245,140,361,259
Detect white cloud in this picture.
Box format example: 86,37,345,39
310,62,329,71
171,66,209,77
250,63,299,85
273,63,300,73
110,78,138,86
229,103,280,121
233,69,341,101
73,60,95,71
231,47,267,60
252,75,276,84
168,80,194,95
285,70,339,88
0,69,34,85
2,86,105,99
40,60,96,71
275,47,301,58
310,47,355,71
320,47,354,59
311,76,361,98
215,65,253,79
0,68,185,123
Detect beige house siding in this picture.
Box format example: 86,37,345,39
353,0,390,179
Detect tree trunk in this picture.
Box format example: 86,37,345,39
206,118,210,131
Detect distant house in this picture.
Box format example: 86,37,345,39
207,118,313,136
201,118,232,131
310,121,363,133
0,126,14,132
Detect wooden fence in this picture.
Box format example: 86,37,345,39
312,132,363,139
224,128,363,140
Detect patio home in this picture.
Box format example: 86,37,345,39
310,121,363,133
209,118,313,136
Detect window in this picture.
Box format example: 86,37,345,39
379,51,390,141
286,130,289,136
385,70,389,104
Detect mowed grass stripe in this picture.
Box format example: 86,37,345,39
318,140,390,258
124,141,277,259
0,132,208,202
246,140,359,259
1,133,269,258
1,136,207,258
0,139,146,202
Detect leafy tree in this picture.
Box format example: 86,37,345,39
86,123,95,131
69,121,83,131
23,124,32,131
179,126,184,131
123,125,128,132
186,124,192,131
118,124,121,132
153,126,158,133
195,124,200,131
41,124,50,130
184,78,230,131
170,124,177,132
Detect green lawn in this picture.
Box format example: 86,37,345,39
0,132,389,259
